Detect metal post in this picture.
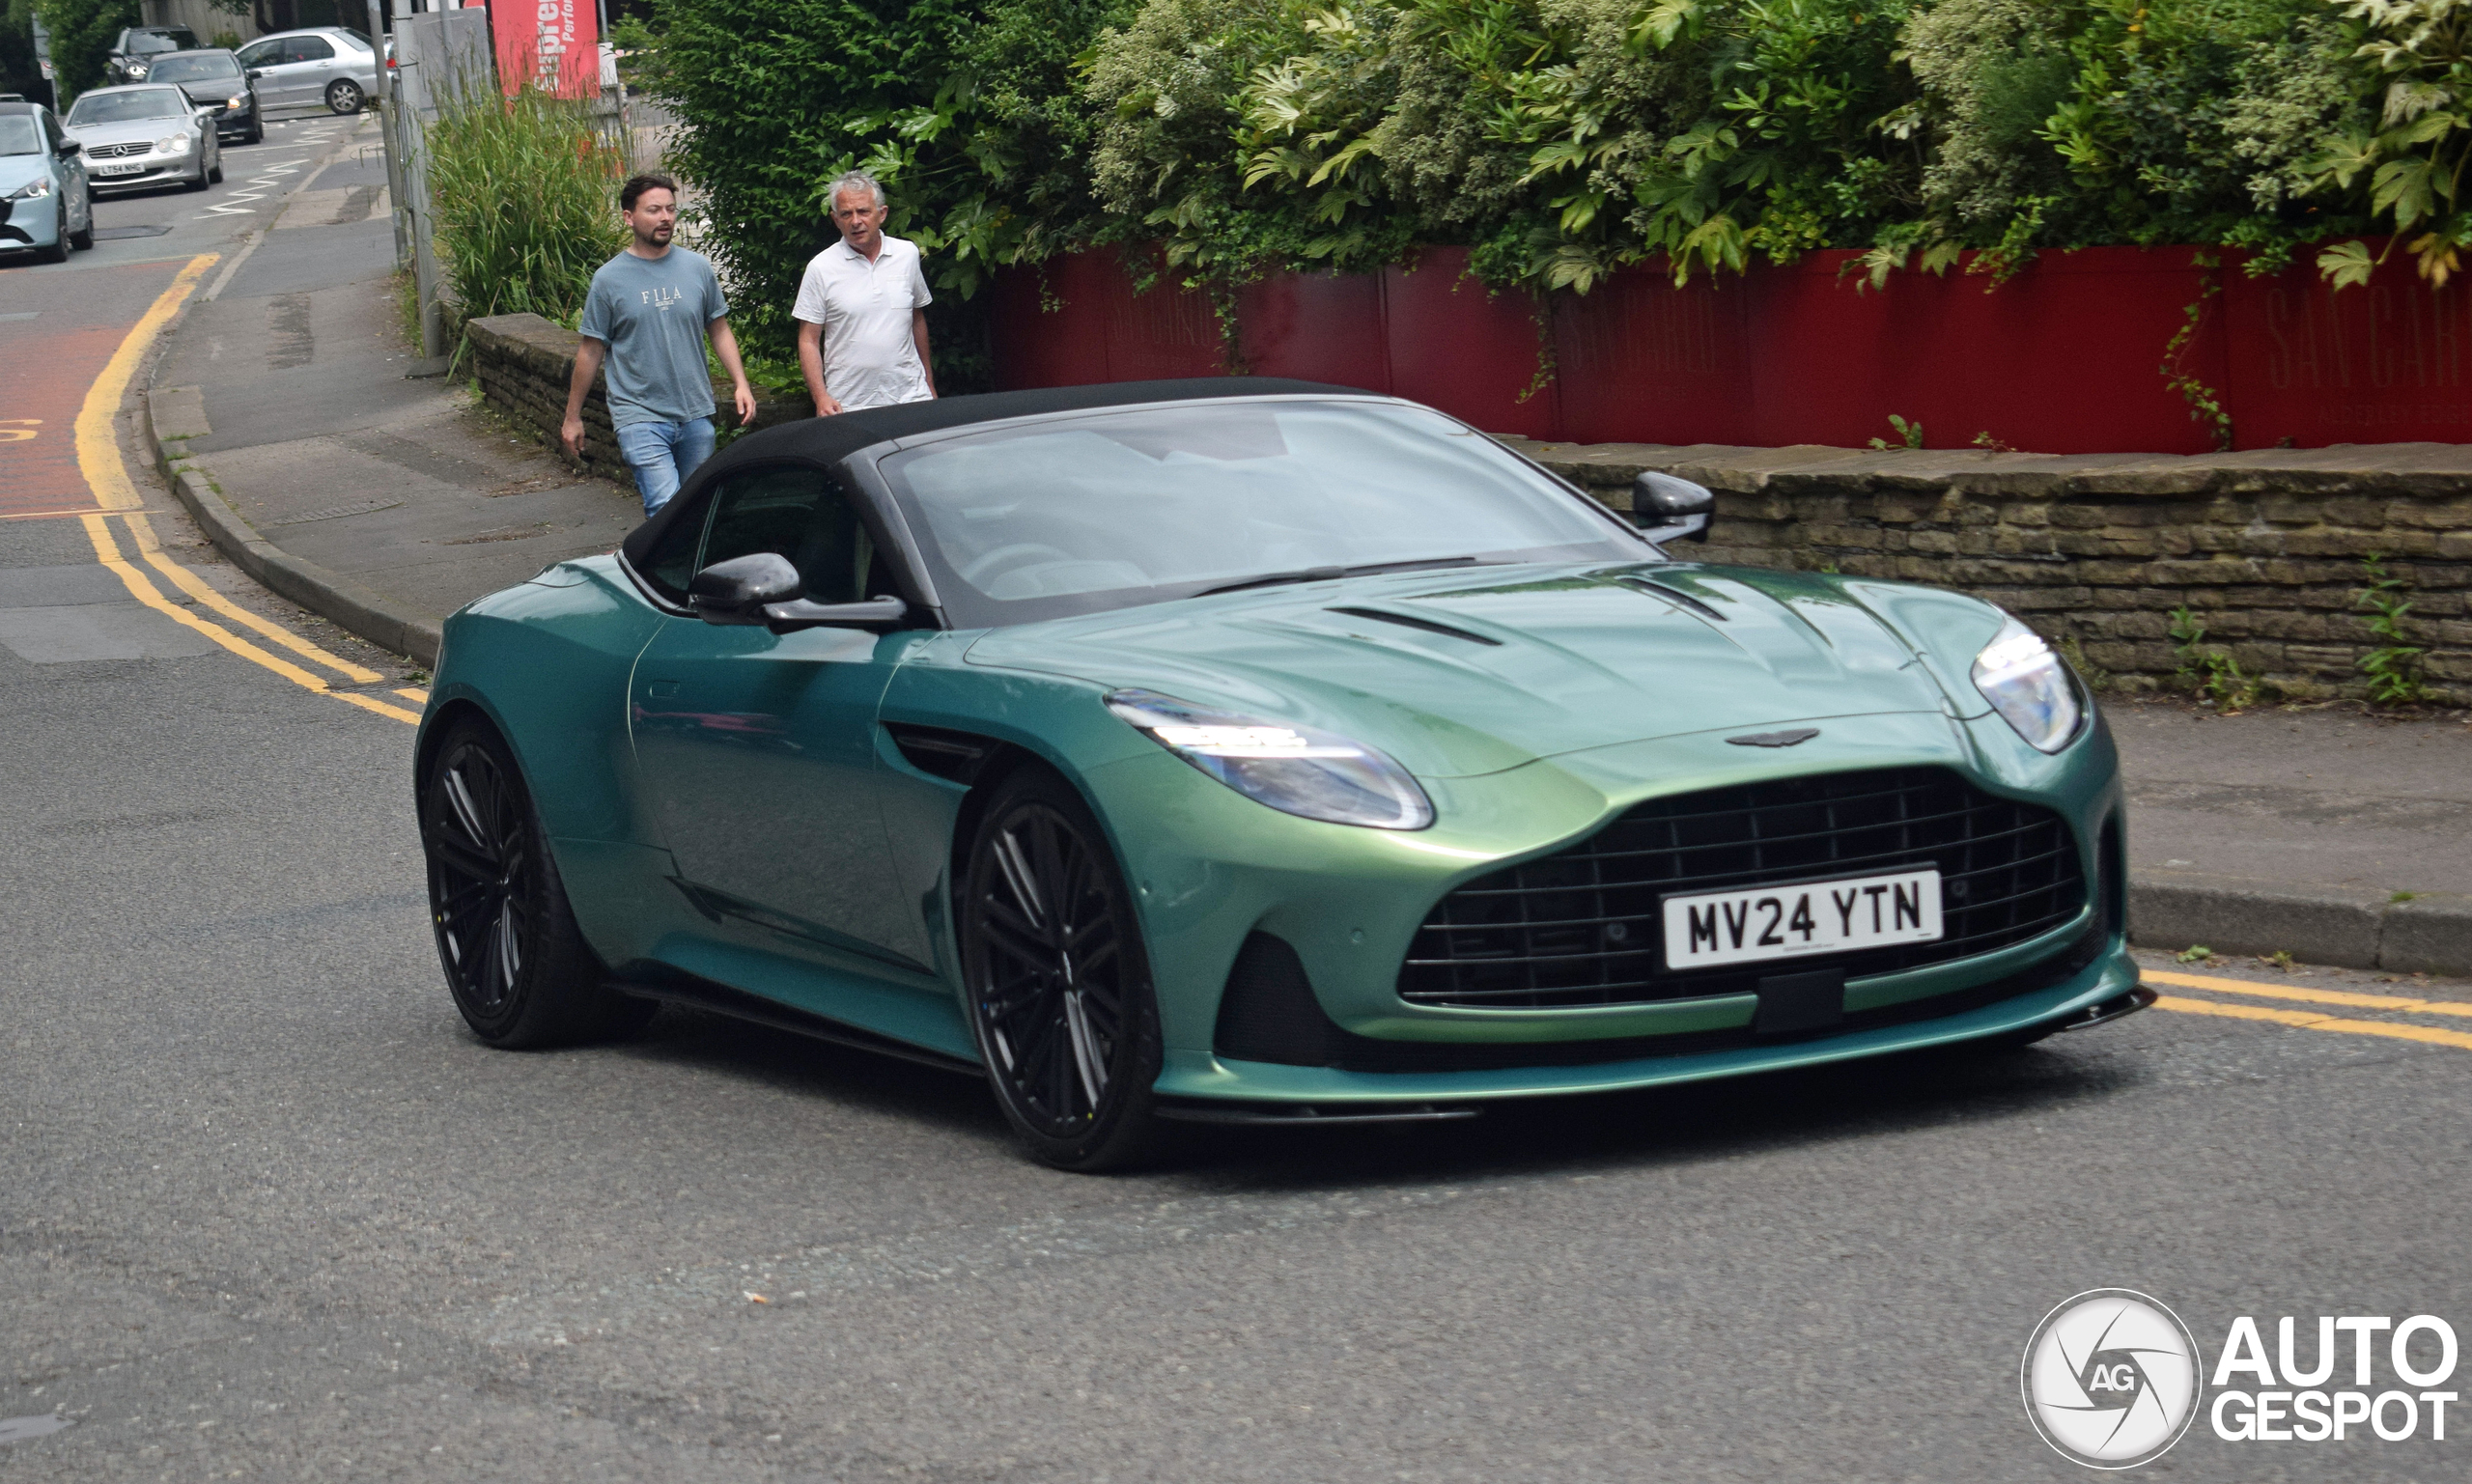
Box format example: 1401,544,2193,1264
370,0,408,271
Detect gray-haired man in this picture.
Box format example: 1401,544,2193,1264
791,172,937,415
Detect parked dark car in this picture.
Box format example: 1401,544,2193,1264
104,26,200,86
142,50,262,145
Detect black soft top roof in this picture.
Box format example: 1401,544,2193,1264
620,376,1362,574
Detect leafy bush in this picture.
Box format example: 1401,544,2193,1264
632,0,1129,384
424,86,630,328
28,0,138,104
623,0,2442,312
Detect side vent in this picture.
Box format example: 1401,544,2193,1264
885,723,997,785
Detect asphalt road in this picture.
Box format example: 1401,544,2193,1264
7,121,2472,1484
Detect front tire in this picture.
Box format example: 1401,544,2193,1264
420,718,653,1049
326,79,364,115
36,203,67,264
959,767,1169,1172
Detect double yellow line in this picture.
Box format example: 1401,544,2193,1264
2149,967,2472,1052
76,255,421,726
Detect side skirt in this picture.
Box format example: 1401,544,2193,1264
613,967,983,1078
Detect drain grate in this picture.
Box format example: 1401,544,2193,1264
270,498,403,525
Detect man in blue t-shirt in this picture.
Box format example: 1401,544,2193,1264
563,174,757,516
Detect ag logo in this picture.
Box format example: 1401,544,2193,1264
2022,1289,2203,1469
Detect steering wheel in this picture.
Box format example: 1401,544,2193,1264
960,544,1076,587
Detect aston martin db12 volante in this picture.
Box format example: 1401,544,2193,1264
415,379,2151,1168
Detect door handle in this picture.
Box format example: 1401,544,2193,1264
645,681,680,699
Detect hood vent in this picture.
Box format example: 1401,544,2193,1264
1611,575,1728,622
1326,606,1503,646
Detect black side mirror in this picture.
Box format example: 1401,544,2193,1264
246,69,265,80
688,552,801,624
1629,470,1714,545
57,138,80,156
688,551,910,630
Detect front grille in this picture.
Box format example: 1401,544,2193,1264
1399,767,2086,1010
86,142,152,159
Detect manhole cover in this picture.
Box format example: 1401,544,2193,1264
90,225,173,240
0,1415,71,1444
271,498,404,525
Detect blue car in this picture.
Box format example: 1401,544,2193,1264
0,98,95,265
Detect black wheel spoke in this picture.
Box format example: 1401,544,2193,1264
966,796,1144,1141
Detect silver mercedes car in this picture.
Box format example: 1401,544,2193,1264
61,85,220,195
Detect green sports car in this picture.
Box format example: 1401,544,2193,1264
414,379,2150,1169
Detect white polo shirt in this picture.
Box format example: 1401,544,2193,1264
790,235,935,410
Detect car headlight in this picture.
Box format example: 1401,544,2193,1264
227,96,247,110
7,175,52,200
126,64,149,79
1106,688,1434,829
1971,616,2083,752
157,134,193,154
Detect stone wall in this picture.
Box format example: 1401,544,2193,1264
463,313,805,487
1507,439,2472,707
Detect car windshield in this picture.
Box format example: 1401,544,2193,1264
877,399,1653,627
0,116,41,155
145,54,239,84
129,32,194,55
69,91,188,125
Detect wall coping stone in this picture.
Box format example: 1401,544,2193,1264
1498,437,2472,502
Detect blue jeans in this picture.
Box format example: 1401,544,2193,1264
616,417,716,517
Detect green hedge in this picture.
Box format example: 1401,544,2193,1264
631,0,2468,372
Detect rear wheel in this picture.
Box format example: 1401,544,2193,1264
420,718,652,1049
326,78,364,115
959,767,1169,1172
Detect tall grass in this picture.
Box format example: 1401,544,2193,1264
423,85,629,330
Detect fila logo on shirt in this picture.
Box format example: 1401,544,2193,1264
638,286,685,309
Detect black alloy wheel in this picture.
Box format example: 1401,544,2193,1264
326,78,363,115
420,719,652,1049
960,768,1167,1171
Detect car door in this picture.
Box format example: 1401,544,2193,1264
629,462,935,970
281,35,339,108
234,36,281,99
42,109,88,236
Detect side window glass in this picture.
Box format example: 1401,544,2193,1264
293,37,335,62
635,496,713,604
237,41,275,68
699,466,871,604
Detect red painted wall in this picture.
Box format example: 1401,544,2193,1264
988,243,2467,453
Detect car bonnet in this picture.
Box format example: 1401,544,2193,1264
964,564,2008,779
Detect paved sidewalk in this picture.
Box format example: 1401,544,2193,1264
143,205,2470,974
147,115,644,661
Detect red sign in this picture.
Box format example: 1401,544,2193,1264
486,0,600,98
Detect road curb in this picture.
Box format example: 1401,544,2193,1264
143,392,442,666
2128,869,2472,976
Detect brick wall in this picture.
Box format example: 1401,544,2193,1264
1513,440,2472,707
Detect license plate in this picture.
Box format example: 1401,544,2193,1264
93,162,147,177
1662,868,1942,970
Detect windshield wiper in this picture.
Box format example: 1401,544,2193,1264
1196,556,1493,598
